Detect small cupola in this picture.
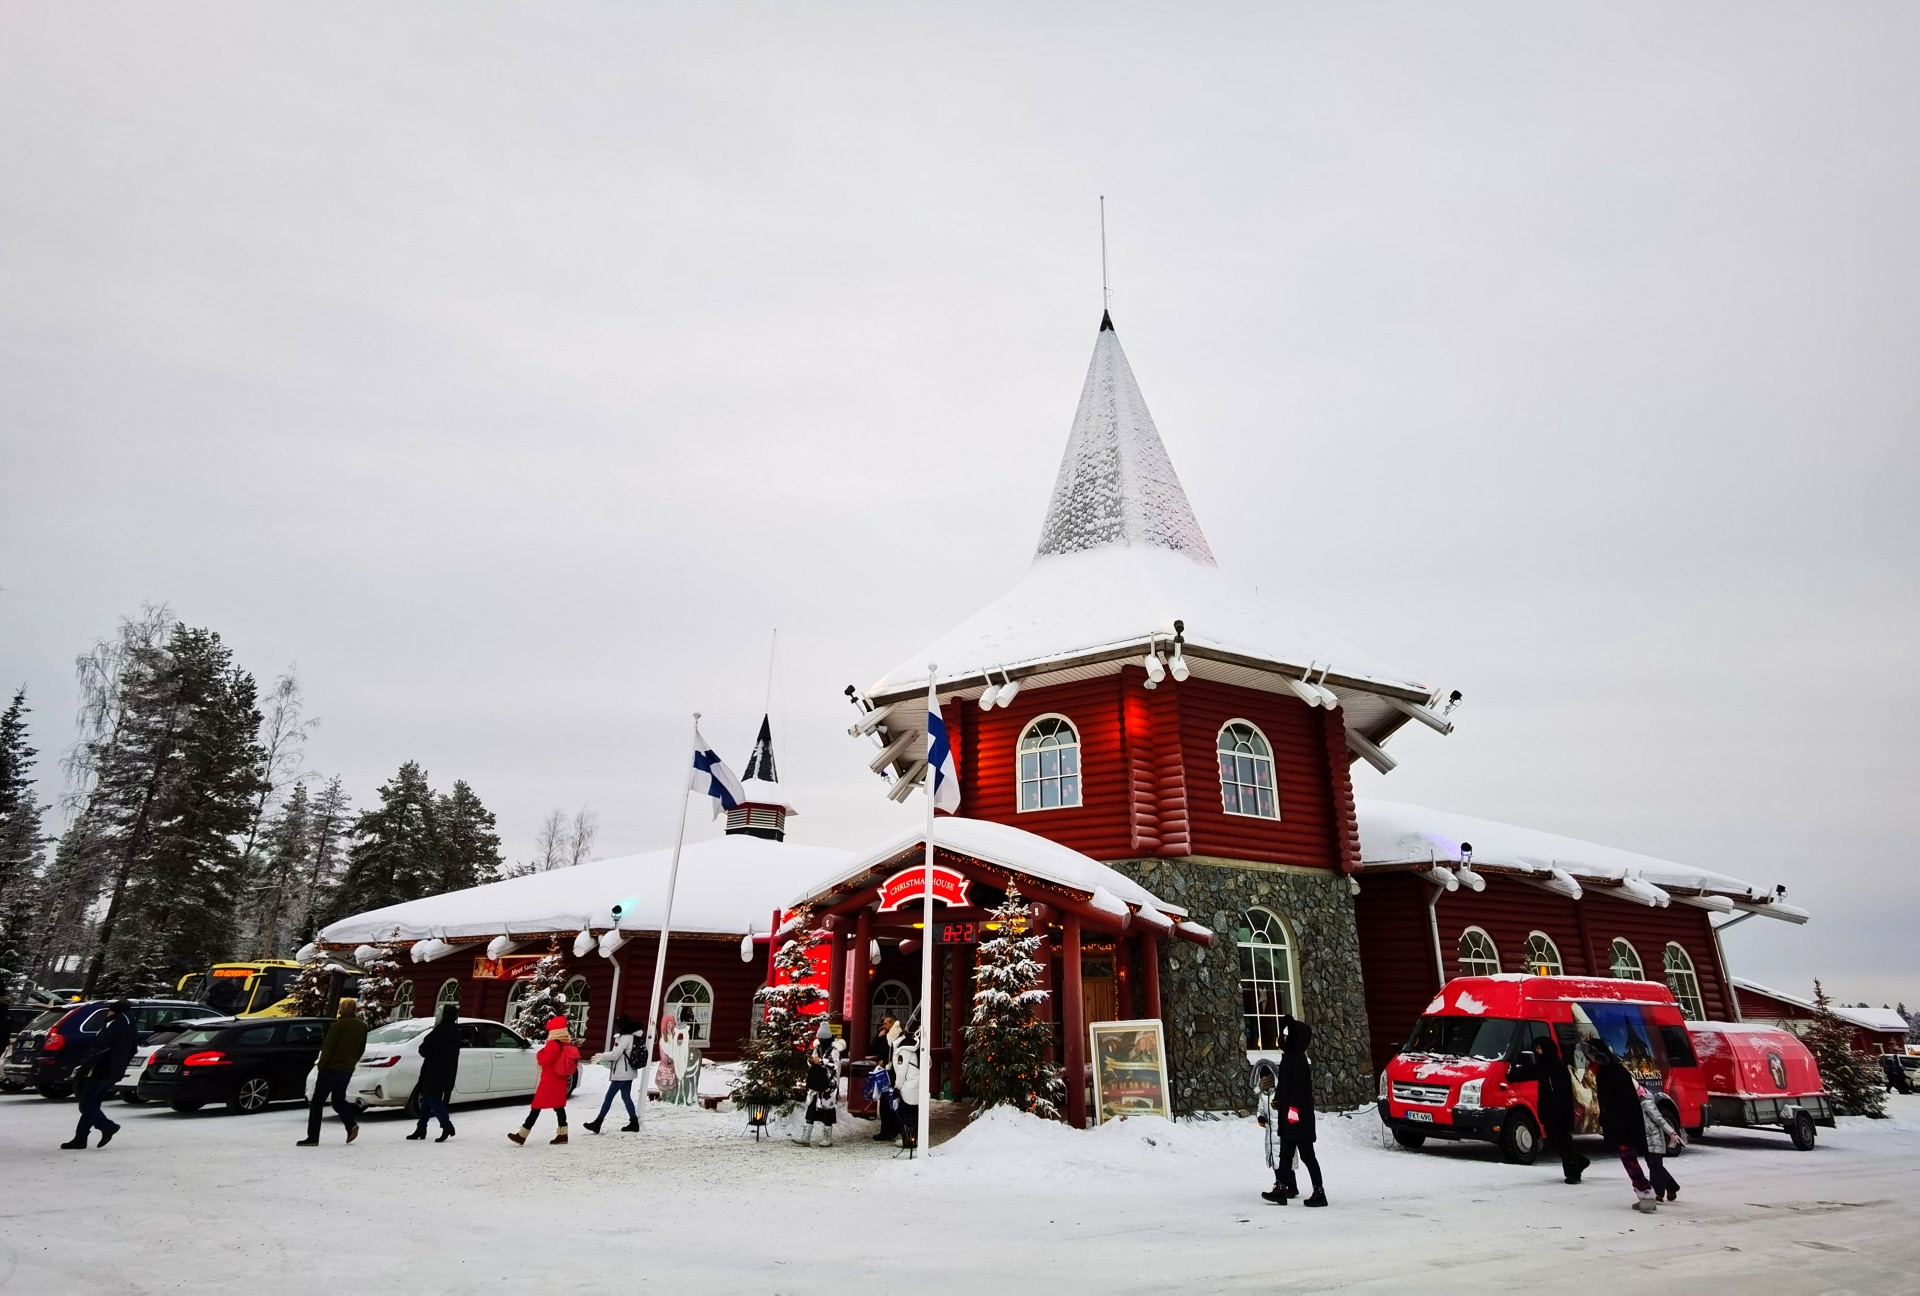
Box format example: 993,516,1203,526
727,715,797,841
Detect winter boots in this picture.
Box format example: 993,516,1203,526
791,1124,813,1146
508,1127,530,1145
820,1127,833,1148
406,1129,427,1140
435,1127,454,1143
583,1118,603,1135
551,1129,568,1145
621,1117,638,1133
1302,1190,1328,1208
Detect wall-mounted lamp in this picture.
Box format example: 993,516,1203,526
1170,620,1190,682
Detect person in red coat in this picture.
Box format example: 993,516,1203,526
509,1016,581,1146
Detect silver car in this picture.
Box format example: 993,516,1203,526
304,1017,542,1113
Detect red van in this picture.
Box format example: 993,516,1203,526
1687,1023,1831,1150
1377,975,1708,1163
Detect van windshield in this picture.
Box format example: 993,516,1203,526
1402,1016,1519,1061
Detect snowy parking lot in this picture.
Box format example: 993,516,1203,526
2,1078,1916,1294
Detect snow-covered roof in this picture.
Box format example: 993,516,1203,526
1733,977,1910,1033
789,815,1188,920
1354,799,1803,918
318,835,854,946
869,315,1432,710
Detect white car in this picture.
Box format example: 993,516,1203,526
117,1016,228,1102
304,1017,543,1112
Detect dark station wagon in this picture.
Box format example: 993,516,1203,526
3,999,215,1098
137,1017,334,1114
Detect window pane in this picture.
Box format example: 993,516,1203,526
1020,783,1037,811
1020,753,1038,779
1040,780,1059,808
1060,775,1079,805
1039,749,1058,778
1060,748,1078,775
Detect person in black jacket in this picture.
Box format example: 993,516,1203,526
1589,1038,1669,1212
1533,1034,1589,1184
869,1016,899,1142
1260,1016,1326,1207
407,1006,460,1142
62,999,136,1150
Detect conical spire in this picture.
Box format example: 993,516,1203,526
1034,314,1215,565
741,715,779,784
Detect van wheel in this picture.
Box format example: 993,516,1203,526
170,1099,205,1112
1392,1128,1427,1150
227,1075,273,1114
1789,1111,1817,1151
1500,1111,1541,1164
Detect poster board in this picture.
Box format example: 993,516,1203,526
1088,1019,1171,1123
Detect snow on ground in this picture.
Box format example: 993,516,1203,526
3,1070,1918,1294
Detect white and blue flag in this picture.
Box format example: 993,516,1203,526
925,683,961,813
693,727,746,818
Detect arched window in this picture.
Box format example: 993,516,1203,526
1663,943,1704,1020
1523,932,1563,976
1018,716,1081,810
1457,928,1500,978
1236,908,1297,1052
665,975,714,1046
871,979,914,1027
393,979,415,1020
1609,939,1645,981
562,975,591,1042
435,978,462,1013
1217,722,1278,819
504,977,533,1027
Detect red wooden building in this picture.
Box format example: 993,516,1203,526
1733,977,1910,1056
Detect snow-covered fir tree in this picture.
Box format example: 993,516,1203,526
511,937,571,1038
246,782,315,959
283,954,338,1017
962,885,1062,1120
0,689,49,991
733,906,826,1115
293,776,351,944
321,764,502,928
354,945,407,1026
1806,979,1887,1117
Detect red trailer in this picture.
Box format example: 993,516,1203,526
1687,1022,1832,1150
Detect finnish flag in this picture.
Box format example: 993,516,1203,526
693,727,746,818
925,685,961,813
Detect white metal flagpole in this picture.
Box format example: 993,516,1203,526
638,711,700,1131
918,668,937,1159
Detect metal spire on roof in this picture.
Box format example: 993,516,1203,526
1033,316,1217,565
741,714,779,784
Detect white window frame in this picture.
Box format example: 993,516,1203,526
1523,931,1563,976
1663,943,1705,1021
562,975,591,1042
1457,927,1501,977
665,974,715,1047
1237,907,1298,1055
871,978,914,1026
1609,938,1645,981
435,978,462,1013
1216,720,1280,820
394,979,415,1021
1017,714,1082,812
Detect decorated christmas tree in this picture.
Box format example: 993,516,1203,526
733,906,826,1117
1806,979,1887,1118
512,936,571,1039
963,885,1062,1120
354,945,407,1026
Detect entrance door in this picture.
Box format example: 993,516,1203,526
1082,958,1117,1033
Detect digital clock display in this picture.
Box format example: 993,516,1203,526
936,922,979,945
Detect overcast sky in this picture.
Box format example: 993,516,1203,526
3,3,1915,1005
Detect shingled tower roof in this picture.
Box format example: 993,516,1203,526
1035,313,1216,565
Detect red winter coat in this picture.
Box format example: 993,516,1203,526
532,1039,579,1109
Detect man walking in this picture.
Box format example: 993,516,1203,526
61,999,135,1150
298,999,367,1146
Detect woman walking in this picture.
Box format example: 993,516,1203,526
509,1015,580,1146
1261,1017,1326,1207
1591,1039,1682,1211
407,1006,460,1142
584,1014,642,1134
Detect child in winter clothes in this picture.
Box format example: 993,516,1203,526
794,1022,842,1147
510,1016,580,1146
584,1014,642,1134
1590,1038,1682,1211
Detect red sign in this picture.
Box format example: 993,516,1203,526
877,864,971,912
473,955,541,981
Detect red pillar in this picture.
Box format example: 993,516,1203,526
1062,914,1086,1129
949,939,969,1099
827,926,847,1032
1142,931,1162,1021
851,908,873,1059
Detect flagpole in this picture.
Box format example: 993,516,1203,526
918,668,937,1160
638,710,699,1131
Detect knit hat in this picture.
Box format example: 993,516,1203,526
546,1015,571,1040
816,1020,833,1042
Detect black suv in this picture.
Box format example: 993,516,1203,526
3,1000,214,1098
138,1017,333,1113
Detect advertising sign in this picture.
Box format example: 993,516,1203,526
876,864,971,912
1089,1019,1172,1123
472,955,542,981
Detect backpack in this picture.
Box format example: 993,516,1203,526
553,1044,579,1079
624,1033,646,1070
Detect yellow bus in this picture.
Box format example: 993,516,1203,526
175,960,305,1017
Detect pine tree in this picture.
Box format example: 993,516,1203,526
88,624,267,996
512,937,571,1038
1806,979,1888,1118
246,782,314,959
0,690,50,991
434,780,502,891
734,906,826,1115
327,762,438,922
294,776,351,943
354,946,407,1027
283,953,337,1017
962,885,1062,1120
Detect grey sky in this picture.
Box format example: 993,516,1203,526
2,4,1915,1003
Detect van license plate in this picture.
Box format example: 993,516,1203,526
1407,1110,1433,1122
